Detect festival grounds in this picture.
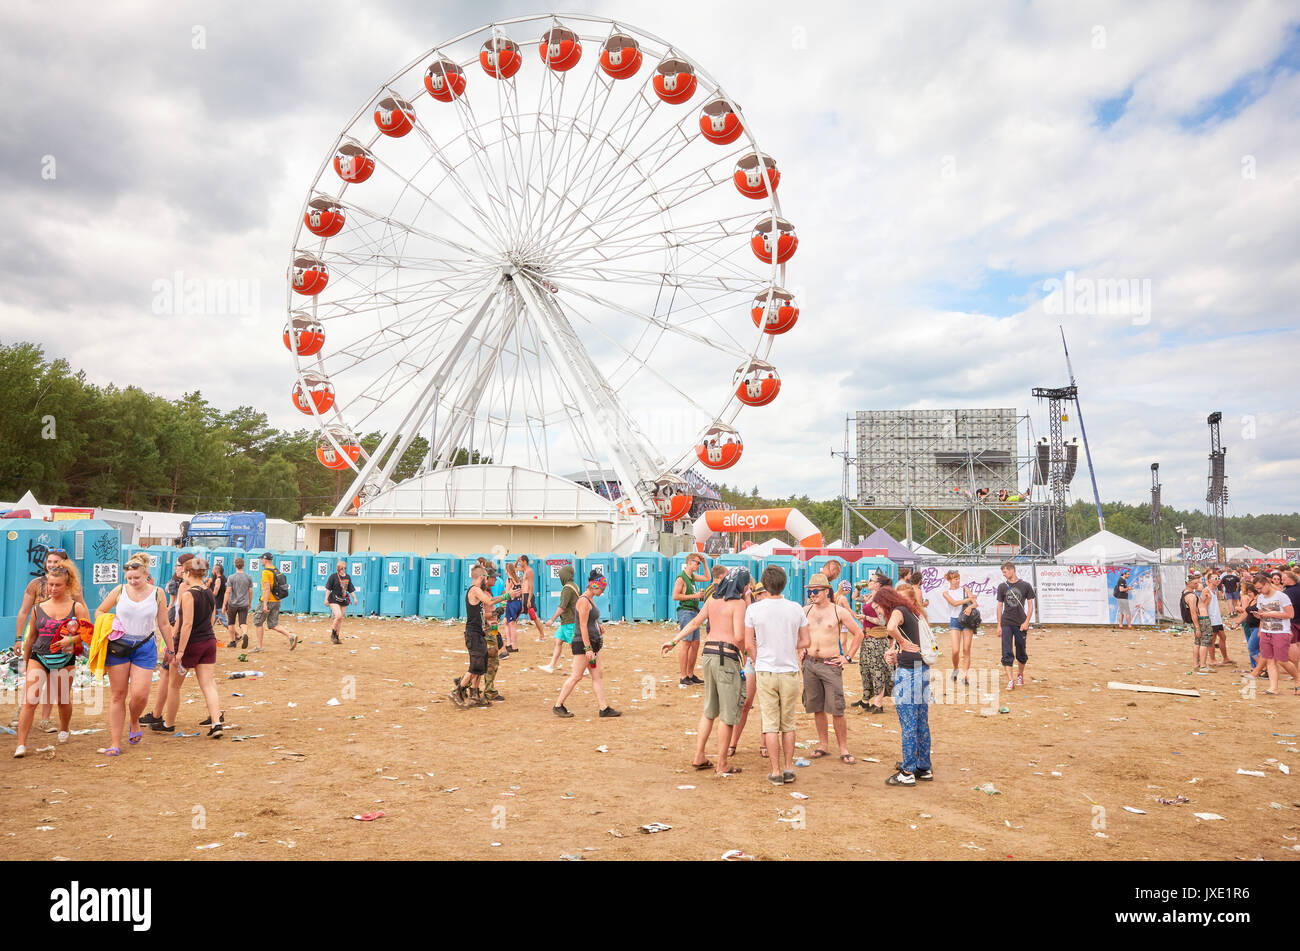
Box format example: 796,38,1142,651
3,617,1298,861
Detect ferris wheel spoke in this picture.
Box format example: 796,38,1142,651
545,263,762,294
331,195,493,261
551,209,758,268
364,149,506,253
553,281,746,360
446,93,528,250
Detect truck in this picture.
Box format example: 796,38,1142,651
183,512,298,551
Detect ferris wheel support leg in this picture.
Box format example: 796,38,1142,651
512,274,663,513
330,277,505,517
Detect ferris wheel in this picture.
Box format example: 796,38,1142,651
284,13,801,520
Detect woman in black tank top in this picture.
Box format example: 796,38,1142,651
158,559,224,737
552,571,620,719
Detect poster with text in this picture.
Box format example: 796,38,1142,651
915,565,1007,627
1036,565,1156,625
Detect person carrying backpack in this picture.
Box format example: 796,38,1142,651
252,552,299,653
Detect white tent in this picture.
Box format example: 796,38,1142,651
13,490,48,519
1055,529,1159,565
742,538,781,557
1226,546,1267,561
903,539,940,556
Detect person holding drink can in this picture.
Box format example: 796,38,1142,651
553,570,620,719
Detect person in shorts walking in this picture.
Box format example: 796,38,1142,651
1254,573,1299,695
325,560,355,644
223,558,252,649
252,552,298,653
995,562,1034,691
1113,571,1132,629
744,566,809,784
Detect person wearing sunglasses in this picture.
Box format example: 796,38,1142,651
13,548,87,736
554,571,620,719
800,572,865,764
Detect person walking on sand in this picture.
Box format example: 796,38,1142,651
744,567,809,785
942,570,977,685
13,564,89,758
554,571,621,719
94,555,171,755
995,562,1034,691
140,552,195,727
729,579,765,762
671,553,709,686
515,555,548,646
541,563,581,673
452,566,505,706
1113,570,1132,629
156,557,225,737
13,547,87,735
324,559,356,644
223,557,252,649
798,572,865,764
252,552,298,653
661,567,753,775
854,572,895,713
1254,573,1299,696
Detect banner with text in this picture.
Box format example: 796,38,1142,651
914,565,1007,627
1035,565,1156,625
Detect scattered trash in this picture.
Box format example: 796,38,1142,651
1158,796,1190,805
68,729,99,736
676,785,695,790
1123,806,1146,815
1108,681,1199,697
961,842,986,851
228,671,263,680
231,692,244,698
351,812,385,821
639,822,672,834
1193,813,1225,821
326,697,341,706
0,726,15,735
230,734,264,742
998,707,1010,714
559,853,584,861
1281,764,1291,775
721,848,756,861
1275,733,1297,738
595,745,609,753
1270,802,1283,810
286,702,296,708
1237,769,1267,778
789,792,809,800
793,758,811,767
973,783,1001,795
1095,832,1109,838
608,829,625,838
195,843,221,850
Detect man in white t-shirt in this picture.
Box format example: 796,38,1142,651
745,566,810,785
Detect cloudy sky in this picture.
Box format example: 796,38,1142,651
3,0,1298,517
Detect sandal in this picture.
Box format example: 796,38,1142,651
727,745,737,757
811,748,830,758
103,747,121,757
759,747,769,758
128,731,143,745
840,754,857,764
715,765,742,775
692,759,715,771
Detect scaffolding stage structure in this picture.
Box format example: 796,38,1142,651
836,408,1064,561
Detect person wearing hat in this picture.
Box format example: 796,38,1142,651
800,572,864,763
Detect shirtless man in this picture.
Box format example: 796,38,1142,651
801,572,865,764
662,567,752,776
515,555,548,646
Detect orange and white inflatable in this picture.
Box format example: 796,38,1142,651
693,508,824,551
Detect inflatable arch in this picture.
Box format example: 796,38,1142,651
693,508,824,551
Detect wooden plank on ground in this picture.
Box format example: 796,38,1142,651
1107,681,1200,698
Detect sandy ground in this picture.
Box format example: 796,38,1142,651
2,616,1298,861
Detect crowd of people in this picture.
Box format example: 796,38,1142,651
14,543,1299,792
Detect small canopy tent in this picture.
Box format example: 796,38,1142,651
1226,545,1268,561
859,528,920,564
1055,530,1159,565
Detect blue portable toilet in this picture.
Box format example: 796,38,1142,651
718,552,759,583
146,546,178,587
852,557,897,587
580,552,622,621
380,552,421,617
538,554,578,621
624,551,667,621
345,552,383,617
273,550,311,614
1,520,66,631
310,552,343,615
807,555,853,590
419,553,459,619
61,520,122,610
119,543,147,577
210,547,243,576
507,552,540,600
760,554,804,603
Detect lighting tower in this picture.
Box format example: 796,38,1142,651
1149,462,1162,551
1206,412,1227,552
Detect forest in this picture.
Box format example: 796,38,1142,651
3,342,1297,553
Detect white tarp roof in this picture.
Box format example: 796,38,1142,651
1226,546,1268,560
1056,529,1160,565
904,539,940,556
742,538,781,557
361,465,619,521
14,490,48,519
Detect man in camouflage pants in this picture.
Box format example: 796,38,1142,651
481,569,505,704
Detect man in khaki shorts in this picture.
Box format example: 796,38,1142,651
663,566,752,776
745,565,810,784
802,572,864,764
252,552,298,653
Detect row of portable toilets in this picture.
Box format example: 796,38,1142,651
0,519,900,628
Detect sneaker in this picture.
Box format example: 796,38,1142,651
885,770,916,786
226,640,237,648
1015,675,1024,688
331,633,341,645
538,663,554,673
208,723,224,738
150,722,174,733
139,713,160,725
249,647,264,654
241,634,249,649
57,731,70,744
950,671,958,682
688,675,705,685
553,705,574,718
1007,677,1016,691
38,718,53,733
199,713,225,726
599,706,621,718
679,677,692,687
916,767,934,782
13,745,24,758
289,634,299,652
782,770,796,783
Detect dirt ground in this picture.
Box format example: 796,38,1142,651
3,616,1298,861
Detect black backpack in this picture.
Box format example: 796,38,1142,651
1178,590,1194,624
271,571,290,600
